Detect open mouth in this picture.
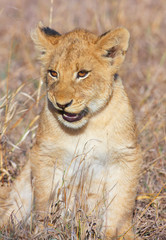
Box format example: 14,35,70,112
62,109,88,122
47,98,88,123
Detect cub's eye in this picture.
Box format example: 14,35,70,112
48,70,58,78
77,70,90,79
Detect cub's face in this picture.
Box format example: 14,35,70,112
32,25,130,129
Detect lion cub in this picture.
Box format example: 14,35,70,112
0,24,142,239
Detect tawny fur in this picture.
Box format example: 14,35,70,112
0,25,142,239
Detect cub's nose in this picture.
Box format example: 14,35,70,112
56,99,73,109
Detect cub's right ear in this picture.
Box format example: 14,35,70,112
97,28,130,70
31,22,61,57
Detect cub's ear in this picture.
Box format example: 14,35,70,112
31,22,61,56
97,28,130,69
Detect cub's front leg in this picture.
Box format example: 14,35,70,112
103,148,142,240
30,148,63,220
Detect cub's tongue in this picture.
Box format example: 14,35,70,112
62,112,83,122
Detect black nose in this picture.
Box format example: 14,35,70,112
56,99,73,109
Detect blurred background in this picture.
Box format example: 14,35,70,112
0,0,165,239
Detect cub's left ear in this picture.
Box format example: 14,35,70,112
97,28,130,68
31,22,61,58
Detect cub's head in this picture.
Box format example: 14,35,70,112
32,23,130,129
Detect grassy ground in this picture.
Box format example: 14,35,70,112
0,0,166,239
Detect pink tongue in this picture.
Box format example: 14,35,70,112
62,112,82,122
64,112,77,117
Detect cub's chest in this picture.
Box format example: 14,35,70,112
53,131,119,202
58,132,110,178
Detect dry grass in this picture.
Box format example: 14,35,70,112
0,0,166,239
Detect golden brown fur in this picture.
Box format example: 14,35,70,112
0,24,142,239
